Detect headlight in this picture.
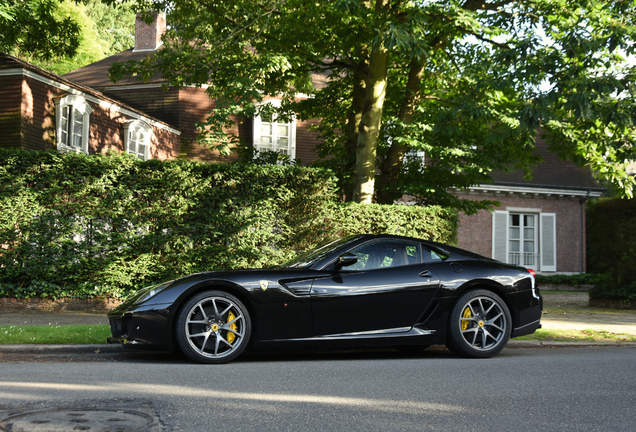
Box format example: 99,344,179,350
136,281,174,304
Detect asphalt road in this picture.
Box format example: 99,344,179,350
1,346,635,431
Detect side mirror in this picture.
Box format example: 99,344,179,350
336,252,357,269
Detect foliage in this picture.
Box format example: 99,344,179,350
234,142,301,166
320,202,457,245
111,0,636,211
536,273,599,286
0,149,456,300
587,198,636,300
589,279,636,302
0,0,81,60
32,0,136,75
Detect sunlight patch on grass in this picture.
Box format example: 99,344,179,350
513,328,636,342
543,307,635,314
0,325,110,344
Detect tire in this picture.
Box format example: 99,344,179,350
446,289,511,358
176,290,251,364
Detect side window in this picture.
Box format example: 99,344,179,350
404,244,421,265
421,244,450,263
347,241,421,270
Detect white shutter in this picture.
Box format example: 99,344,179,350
540,213,557,272
288,118,296,159
492,210,509,263
252,112,262,152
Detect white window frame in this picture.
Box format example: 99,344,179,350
252,100,296,159
123,120,153,160
54,95,93,154
492,209,557,271
508,213,539,268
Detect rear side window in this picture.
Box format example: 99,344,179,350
422,244,450,263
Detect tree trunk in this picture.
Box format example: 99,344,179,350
343,67,368,201
376,59,426,204
353,38,389,203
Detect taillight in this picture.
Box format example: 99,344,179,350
527,268,540,299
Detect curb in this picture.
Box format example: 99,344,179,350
1,341,636,355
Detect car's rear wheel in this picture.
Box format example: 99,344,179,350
176,290,251,364
446,289,511,358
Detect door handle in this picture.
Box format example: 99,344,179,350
419,270,431,277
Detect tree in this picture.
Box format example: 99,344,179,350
33,0,135,75
111,0,636,211
0,0,81,60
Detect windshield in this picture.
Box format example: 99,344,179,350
280,236,361,269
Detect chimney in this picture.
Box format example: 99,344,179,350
133,12,166,52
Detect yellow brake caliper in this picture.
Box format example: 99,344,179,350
461,307,472,331
227,311,237,344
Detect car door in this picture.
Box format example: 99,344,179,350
309,239,441,336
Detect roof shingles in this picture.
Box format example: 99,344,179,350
491,136,603,191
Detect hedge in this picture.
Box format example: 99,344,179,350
586,198,636,301
0,149,457,299
535,273,599,286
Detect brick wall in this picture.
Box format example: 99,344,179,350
1,297,122,312
454,191,587,273
134,13,166,51
89,102,180,160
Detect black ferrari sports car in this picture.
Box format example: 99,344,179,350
108,234,542,363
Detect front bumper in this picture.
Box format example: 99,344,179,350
107,303,175,351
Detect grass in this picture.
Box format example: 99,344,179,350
513,328,636,343
0,324,110,344
543,307,636,314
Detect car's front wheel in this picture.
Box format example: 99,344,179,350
176,290,251,364
446,289,511,358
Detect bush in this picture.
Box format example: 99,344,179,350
0,149,456,299
589,279,636,302
535,273,599,286
586,198,636,300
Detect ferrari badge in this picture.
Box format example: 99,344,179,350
260,280,269,291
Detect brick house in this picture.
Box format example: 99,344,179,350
0,53,180,159
453,138,604,274
1,14,604,274
62,13,324,164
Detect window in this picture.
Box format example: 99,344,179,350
54,95,93,154
123,120,152,160
347,240,421,270
509,214,537,267
422,244,449,263
492,210,556,271
405,149,426,162
252,100,296,159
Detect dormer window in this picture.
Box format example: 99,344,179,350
123,120,153,160
55,95,92,154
